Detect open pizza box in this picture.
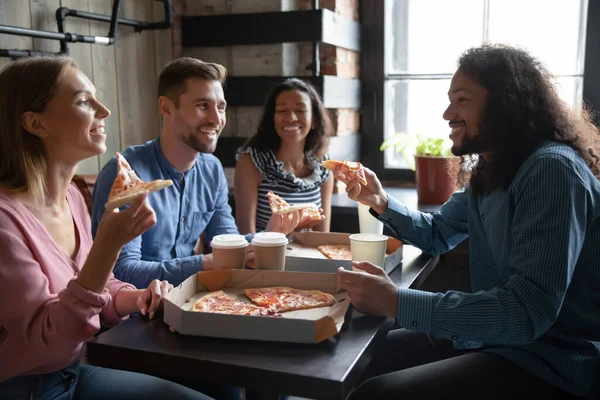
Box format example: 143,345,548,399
163,268,351,344
284,231,403,274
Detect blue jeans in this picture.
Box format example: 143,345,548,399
0,362,216,400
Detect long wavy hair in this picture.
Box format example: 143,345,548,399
452,44,600,194
0,56,77,204
241,78,332,160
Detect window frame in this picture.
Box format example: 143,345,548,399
360,0,600,182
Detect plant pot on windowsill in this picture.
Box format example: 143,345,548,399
414,155,459,205
381,132,459,205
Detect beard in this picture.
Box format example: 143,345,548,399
175,117,221,154
182,130,218,153
451,126,488,156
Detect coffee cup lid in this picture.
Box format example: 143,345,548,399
251,232,288,246
349,233,388,242
211,234,248,249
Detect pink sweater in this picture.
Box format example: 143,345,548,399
0,184,134,382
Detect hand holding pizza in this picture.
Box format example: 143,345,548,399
95,192,157,251
264,209,301,235
295,208,325,231
136,279,174,320
336,167,389,215
337,261,399,318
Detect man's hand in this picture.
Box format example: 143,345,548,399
337,261,399,318
333,167,389,214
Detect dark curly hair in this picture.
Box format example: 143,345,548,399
452,44,600,194
241,78,332,160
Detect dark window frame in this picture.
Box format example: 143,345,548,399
360,0,600,182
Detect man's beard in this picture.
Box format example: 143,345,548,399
182,131,218,153
177,118,221,154
451,127,488,156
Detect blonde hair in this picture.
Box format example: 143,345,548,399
0,56,77,204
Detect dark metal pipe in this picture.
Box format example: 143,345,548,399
0,49,59,58
0,24,70,41
0,0,172,59
312,0,320,76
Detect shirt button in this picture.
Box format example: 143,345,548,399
180,217,185,223
452,335,458,340
412,321,418,327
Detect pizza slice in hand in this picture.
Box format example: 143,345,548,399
322,160,368,186
266,191,318,215
104,152,173,210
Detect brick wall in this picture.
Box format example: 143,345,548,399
175,0,360,144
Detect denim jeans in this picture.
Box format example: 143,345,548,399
0,362,216,400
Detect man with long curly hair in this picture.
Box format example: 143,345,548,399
335,45,600,399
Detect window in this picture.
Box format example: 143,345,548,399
361,0,592,178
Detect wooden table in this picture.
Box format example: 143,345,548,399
86,246,438,400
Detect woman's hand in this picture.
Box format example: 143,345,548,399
295,208,325,231
335,167,389,214
95,193,157,251
265,210,301,235
137,279,174,320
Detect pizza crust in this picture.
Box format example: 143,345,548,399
104,179,173,210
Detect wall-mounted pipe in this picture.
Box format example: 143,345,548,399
0,0,172,59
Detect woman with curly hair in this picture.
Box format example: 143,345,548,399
335,45,600,399
234,78,334,233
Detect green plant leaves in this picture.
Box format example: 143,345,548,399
380,132,452,170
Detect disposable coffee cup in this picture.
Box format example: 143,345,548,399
251,232,288,270
349,233,388,271
210,234,248,269
357,203,384,234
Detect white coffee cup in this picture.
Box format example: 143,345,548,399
357,203,384,234
210,234,248,269
349,233,388,270
251,232,288,270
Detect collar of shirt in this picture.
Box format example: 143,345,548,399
153,138,191,191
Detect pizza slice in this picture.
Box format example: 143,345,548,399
300,206,323,222
244,286,337,313
317,244,352,260
192,290,281,317
266,191,318,215
104,152,173,210
322,160,368,186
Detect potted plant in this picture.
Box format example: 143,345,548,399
380,132,459,205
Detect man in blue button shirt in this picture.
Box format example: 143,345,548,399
91,58,299,290
337,45,600,399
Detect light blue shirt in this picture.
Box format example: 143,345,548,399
377,142,600,399
92,139,247,288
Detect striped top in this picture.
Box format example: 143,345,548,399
378,142,600,399
238,147,330,231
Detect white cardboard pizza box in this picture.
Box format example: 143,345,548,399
284,231,403,274
164,269,351,344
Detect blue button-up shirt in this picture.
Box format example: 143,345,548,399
378,142,600,399
92,139,245,288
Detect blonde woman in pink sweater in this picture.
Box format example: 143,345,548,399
0,57,212,399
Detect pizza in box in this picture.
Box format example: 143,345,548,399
191,286,337,317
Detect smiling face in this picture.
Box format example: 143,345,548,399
273,89,313,146
34,67,110,163
443,69,489,156
169,77,227,154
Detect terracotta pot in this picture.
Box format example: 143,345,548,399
415,156,459,205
